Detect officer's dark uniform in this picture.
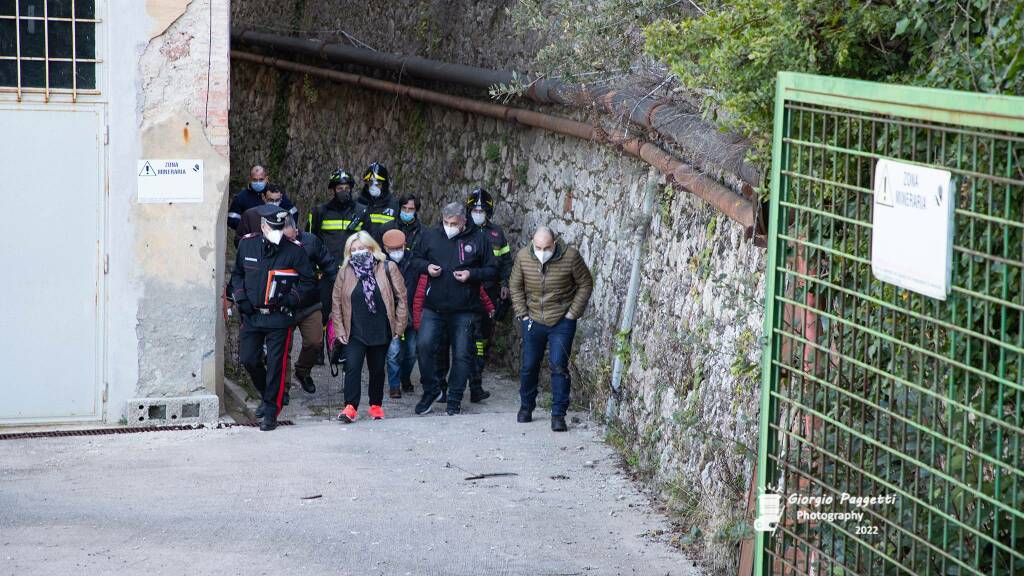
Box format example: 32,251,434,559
309,169,366,263
359,163,400,243
229,205,315,430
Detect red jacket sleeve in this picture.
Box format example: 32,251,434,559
479,286,495,316
413,274,427,330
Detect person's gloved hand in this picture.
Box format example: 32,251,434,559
237,299,255,315
329,338,346,365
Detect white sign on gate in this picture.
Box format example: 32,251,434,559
871,158,955,300
137,159,204,203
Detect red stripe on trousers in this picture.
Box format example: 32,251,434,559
276,327,293,416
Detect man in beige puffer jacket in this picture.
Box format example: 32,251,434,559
509,226,593,431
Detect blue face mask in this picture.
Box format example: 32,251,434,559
251,181,266,193
400,211,415,223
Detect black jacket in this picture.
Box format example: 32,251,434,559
295,230,338,320
410,225,498,314
229,234,316,329
227,185,298,233
471,221,513,292
308,197,367,262
357,190,400,243
379,217,423,255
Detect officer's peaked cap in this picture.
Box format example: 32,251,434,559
257,204,289,228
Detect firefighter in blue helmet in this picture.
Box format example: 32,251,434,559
358,162,400,243
229,204,315,431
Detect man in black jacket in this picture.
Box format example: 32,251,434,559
228,164,299,243
309,169,366,262
358,162,400,243
230,205,315,431
284,217,338,396
410,202,498,416
378,193,423,255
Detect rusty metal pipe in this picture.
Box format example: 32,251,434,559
231,50,755,229
231,29,762,186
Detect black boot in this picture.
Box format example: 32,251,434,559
260,414,278,431
255,404,265,419
299,375,316,394
469,385,490,403
551,415,568,432
401,377,414,393
517,408,533,423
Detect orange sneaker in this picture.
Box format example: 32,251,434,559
368,405,385,420
337,404,358,423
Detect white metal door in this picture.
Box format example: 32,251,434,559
0,105,105,423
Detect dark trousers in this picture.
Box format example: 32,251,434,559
435,314,487,393
519,316,577,417
240,323,294,418
418,309,475,405
343,338,388,408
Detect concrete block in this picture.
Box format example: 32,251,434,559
124,395,219,426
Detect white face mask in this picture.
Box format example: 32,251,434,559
535,248,553,263
443,225,461,239
471,212,487,226
368,184,382,198
388,250,405,262
265,199,281,206
265,229,283,245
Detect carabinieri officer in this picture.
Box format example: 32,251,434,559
230,204,315,431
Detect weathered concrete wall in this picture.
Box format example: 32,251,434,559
105,0,230,423
230,1,764,571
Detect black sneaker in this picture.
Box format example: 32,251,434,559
551,415,568,432
299,375,316,394
516,409,532,423
401,378,414,393
436,389,448,404
415,390,444,415
470,389,491,403
260,415,278,431
446,403,461,416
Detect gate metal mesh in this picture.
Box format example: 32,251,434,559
757,73,1024,576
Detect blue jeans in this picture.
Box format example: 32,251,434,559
386,328,417,390
519,316,577,417
417,309,476,405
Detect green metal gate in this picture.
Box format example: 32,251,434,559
756,72,1024,575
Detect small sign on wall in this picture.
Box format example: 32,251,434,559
137,159,204,203
871,159,955,300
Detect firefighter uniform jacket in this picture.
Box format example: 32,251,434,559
357,189,400,243
308,198,367,262
230,233,316,329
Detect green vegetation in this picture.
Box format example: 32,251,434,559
650,0,1024,165
512,0,1024,173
